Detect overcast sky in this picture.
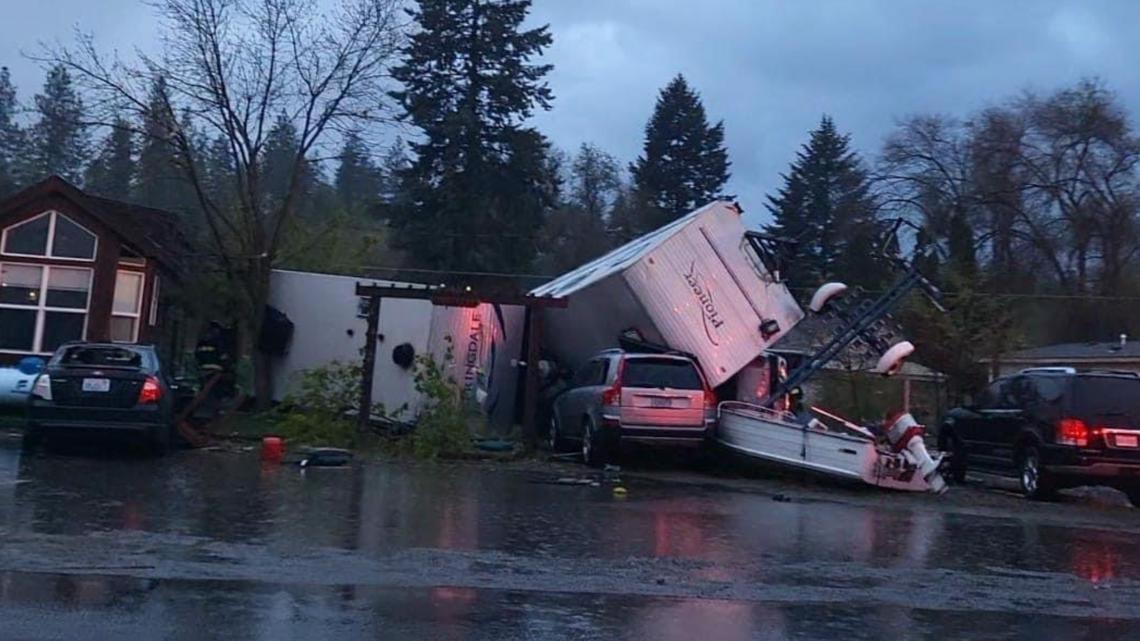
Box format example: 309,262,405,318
3,0,1139,223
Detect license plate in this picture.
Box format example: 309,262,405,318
650,398,672,408
1116,434,1138,448
82,378,111,393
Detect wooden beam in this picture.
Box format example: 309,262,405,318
354,283,567,308
522,305,544,450
358,295,381,432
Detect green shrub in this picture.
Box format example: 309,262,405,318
410,340,471,459
277,361,377,448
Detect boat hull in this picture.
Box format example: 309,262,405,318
716,402,941,493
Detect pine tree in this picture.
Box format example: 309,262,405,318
606,184,639,246
28,65,88,184
390,0,555,272
630,74,729,233
334,130,382,214
84,118,135,199
537,144,619,273
765,115,884,289
378,137,410,205
134,77,184,211
262,112,302,209
0,66,24,197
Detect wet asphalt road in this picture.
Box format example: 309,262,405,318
2,441,1140,640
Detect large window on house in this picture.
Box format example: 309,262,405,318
111,270,145,343
0,263,92,353
1,211,97,261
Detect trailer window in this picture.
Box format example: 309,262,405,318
622,359,703,390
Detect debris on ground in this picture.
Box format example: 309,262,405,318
298,447,353,467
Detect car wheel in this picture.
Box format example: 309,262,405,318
582,418,606,468
941,430,967,484
547,414,567,452
1017,445,1055,500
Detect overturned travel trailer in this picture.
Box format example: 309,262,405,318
268,269,525,427
531,201,804,388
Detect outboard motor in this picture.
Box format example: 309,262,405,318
885,411,947,494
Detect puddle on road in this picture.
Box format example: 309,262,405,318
2,443,1140,587
1,569,1138,641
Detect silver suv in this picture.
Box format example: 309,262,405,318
548,350,716,466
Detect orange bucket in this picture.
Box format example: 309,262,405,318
261,436,284,463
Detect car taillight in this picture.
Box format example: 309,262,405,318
1058,417,1089,447
601,382,622,407
703,388,717,410
31,375,52,401
602,358,625,407
138,376,162,404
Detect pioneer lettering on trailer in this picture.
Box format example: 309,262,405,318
684,261,726,346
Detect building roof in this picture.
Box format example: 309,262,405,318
986,339,1140,364
0,176,191,275
530,201,731,298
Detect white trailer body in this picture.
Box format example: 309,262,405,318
268,269,524,426
530,201,803,387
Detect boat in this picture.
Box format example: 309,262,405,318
714,219,950,494
717,402,946,493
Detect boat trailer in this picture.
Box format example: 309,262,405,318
718,220,950,493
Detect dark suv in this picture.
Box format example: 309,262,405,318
940,368,1140,503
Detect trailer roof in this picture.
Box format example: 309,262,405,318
530,201,729,298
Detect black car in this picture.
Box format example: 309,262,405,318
25,343,178,455
940,368,1140,503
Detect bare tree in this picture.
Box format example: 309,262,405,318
48,0,403,403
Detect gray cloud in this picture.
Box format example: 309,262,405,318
4,0,1140,223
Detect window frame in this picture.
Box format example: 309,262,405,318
149,275,161,327
0,261,92,355
0,210,98,263
111,269,146,344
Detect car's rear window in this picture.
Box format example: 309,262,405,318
53,345,151,371
622,358,703,390
1069,376,1140,420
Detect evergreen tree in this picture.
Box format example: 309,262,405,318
378,137,410,205
204,134,235,202
537,144,620,273
630,74,729,232
390,0,555,272
0,66,24,196
606,184,639,246
134,77,184,211
334,130,382,214
28,64,87,184
261,112,302,208
765,115,884,289
84,118,135,199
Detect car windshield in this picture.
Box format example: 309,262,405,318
1069,376,1140,422
53,345,151,371
622,358,704,390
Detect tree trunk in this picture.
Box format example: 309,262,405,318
245,261,273,410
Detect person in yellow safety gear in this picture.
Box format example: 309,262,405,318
195,321,236,398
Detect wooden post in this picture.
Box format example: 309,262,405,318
358,295,381,432
521,305,543,450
